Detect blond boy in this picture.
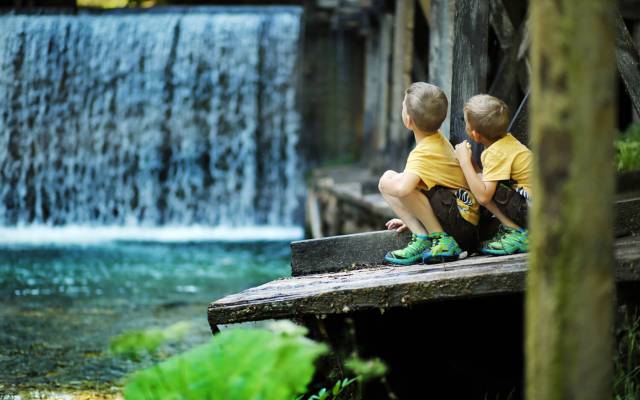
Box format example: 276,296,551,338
379,82,479,265
454,94,532,255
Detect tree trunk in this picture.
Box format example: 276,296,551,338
527,0,616,399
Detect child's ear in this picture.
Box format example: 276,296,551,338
403,113,412,129
471,130,481,142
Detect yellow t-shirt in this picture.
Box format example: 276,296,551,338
404,132,479,225
481,133,533,196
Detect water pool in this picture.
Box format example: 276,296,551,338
0,240,291,393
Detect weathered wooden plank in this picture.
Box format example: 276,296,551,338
615,196,640,237
291,230,411,276
428,0,455,138
450,0,489,146
208,236,640,327
487,10,530,114
616,9,640,116
489,0,515,50
375,13,393,152
388,0,414,164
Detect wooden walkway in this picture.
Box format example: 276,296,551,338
208,235,640,328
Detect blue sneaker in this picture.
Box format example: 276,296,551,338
385,233,432,266
481,225,528,255
422,232,462,264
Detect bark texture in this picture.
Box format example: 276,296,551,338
527,0,616,399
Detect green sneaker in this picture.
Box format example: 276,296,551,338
481,225,528,255
385,233,432,265
422,233,462,264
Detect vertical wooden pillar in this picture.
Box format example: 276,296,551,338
389,0,415,165
615,11,640,119
363,13,394,156
527,0,616,399
449,0,489,145
428,0,455,138
632,22,640,122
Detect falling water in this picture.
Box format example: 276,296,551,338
0,9,302,231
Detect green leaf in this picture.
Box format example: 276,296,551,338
345,356,388,382
123,324,327,400
331,381,341,395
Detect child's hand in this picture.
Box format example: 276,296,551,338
385,218,407,232
454,140,472,163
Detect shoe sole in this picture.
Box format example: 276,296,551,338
422,254,461,264
384,253,423,266
480,247,528,256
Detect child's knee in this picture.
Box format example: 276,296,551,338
378,170,397,193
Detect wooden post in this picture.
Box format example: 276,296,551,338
389,0,414,165
363,13,393,155
615,10,640,117
449,0,489,145
634,23,640,122
527,0,616,399
428,0,455,138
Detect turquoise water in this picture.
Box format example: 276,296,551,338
0,240,291,392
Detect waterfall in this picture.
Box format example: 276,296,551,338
0,8,303,232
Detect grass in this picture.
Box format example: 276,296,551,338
614,309,640,400
616,124,640,173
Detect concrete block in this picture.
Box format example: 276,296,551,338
290,230,411,276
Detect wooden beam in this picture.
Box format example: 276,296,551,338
489,0,515,51
615,9,640,116
488,14,530,113
428,0,455,137
388,0,415,163
208,236,640,326
363,13,393,154
450,0,489,145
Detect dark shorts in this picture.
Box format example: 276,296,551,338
422,186,479,252
494,181,529,228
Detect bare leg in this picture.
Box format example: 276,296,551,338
484,201,521,229
382,190,444,234
381,192,428,235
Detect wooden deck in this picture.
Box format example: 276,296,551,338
208,235,640,328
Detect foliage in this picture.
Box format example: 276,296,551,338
614,310,640,400
297,377,358,400
122,321,327,400
110,321,191,361
616,124,640,172
344,356,387,381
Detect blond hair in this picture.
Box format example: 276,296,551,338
404,82,448,132
463,94,510,140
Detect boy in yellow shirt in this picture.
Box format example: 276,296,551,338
379,82,479,265
454,94,532,255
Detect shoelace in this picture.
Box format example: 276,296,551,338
404,234,426,254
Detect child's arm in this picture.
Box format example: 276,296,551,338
378,170,421,198
454,141,497,205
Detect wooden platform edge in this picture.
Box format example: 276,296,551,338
208,236,640,328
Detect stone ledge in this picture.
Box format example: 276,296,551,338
291,230,411,276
